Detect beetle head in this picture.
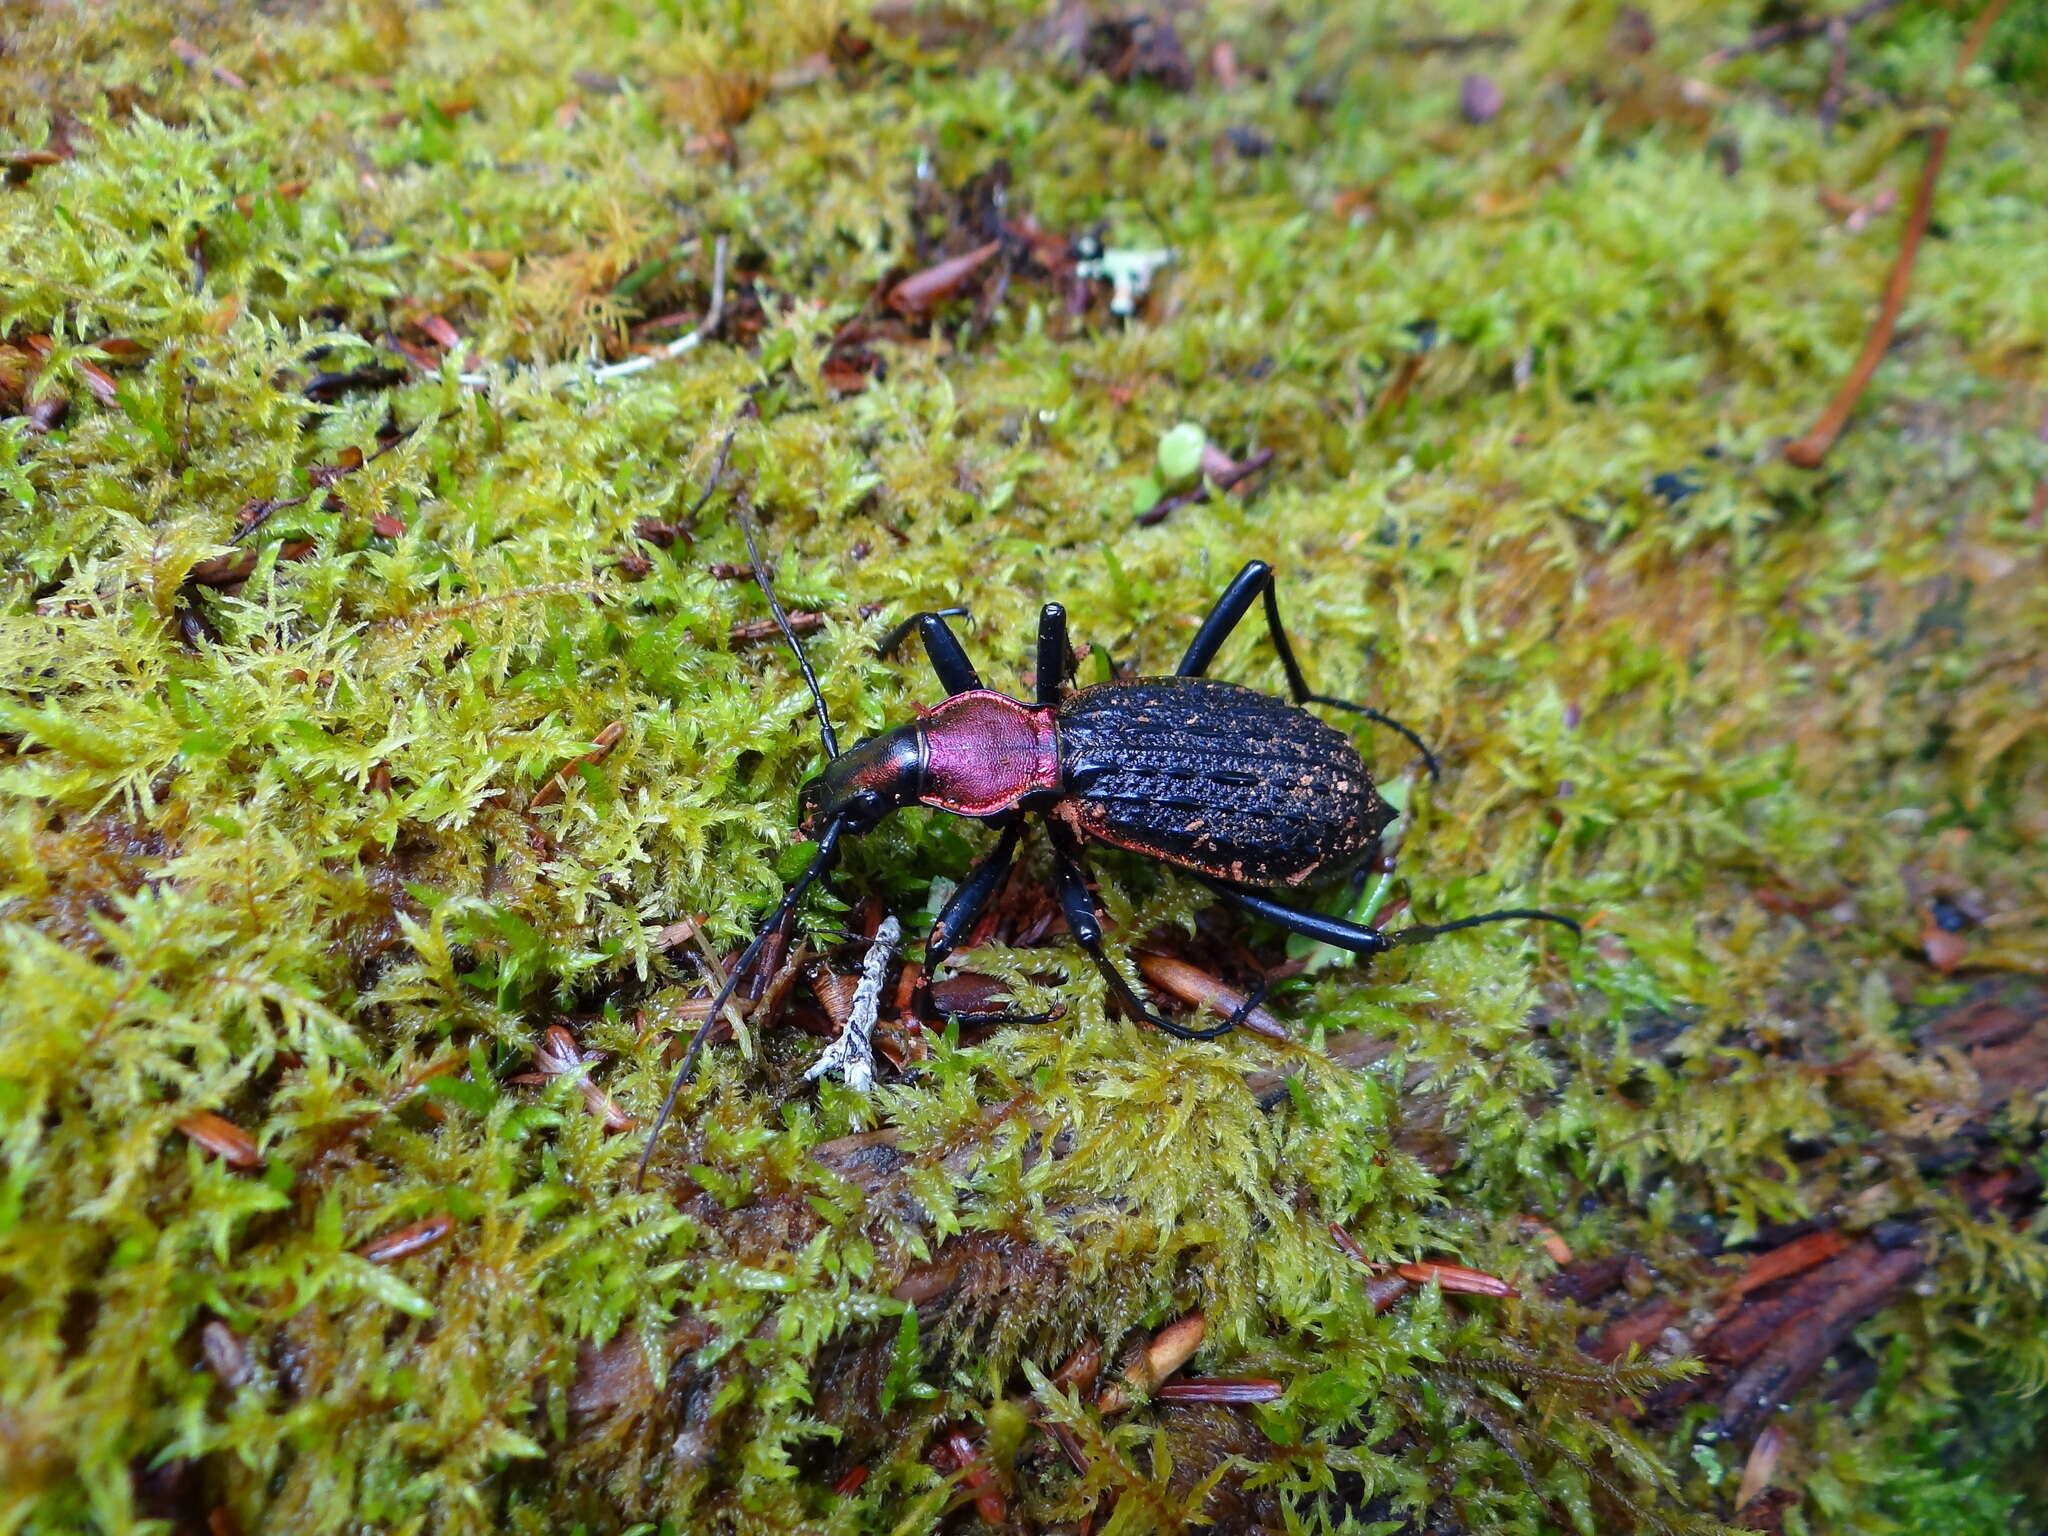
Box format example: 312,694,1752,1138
798,722,924,836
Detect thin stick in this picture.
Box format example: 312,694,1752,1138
1782,0,2010,469
1954,0,2014,75
456,233,728,390
587,234,728,383
233,423,422,543
2029,401,2048,529
803,915,901,1090
1703,0,1904,66
1780,125,1947,469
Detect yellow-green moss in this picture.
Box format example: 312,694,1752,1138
3,0,2046,1531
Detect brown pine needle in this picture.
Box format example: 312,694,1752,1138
1784,0,2013,468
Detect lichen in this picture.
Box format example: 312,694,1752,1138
2,1,2046,1532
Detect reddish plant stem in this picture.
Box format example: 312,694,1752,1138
1956,0,2015,75
1781,125,1947,469
1784,0,2012,468
2028,402,2048,529
529,721,625,810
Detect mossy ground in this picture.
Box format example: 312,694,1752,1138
3,1,2047,1532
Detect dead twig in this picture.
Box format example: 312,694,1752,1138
886,240,1001,318
1712,1242,1921,1438
2028,402,2048,529
1134,446,1275,528
1702,0,1905,67
457,234,728,389
1783,0,2011,468
358,1213,455,1263
528,1024,633,1130
804,916,900,1090
233,424,421,543
176,1111,261,1167
1095,1311,1205,1414
1780,125,1946,469
528,721,625,811
1133,953,1288,1041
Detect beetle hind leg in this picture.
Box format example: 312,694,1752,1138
1386,907,1581,944
1201,874,1577,951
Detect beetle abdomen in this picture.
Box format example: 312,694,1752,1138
1054,677,1390,886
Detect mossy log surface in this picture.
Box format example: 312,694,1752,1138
3,2,2046,1532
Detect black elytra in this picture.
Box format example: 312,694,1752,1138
637,516,1579,1182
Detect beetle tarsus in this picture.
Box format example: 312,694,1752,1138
1386,907,1582,943
875,608,978,694
1203,876,1575,953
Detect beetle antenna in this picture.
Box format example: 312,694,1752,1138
732,496,841,759
1386,907,1582,944
636,816,848,1187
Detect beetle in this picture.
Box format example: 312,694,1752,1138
638,508,1577,1178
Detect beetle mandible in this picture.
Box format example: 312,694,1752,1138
639,506,1578,1178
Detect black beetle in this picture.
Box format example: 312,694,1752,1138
639,510,1577,1177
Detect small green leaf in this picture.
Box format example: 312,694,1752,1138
425,1074,494,1115
879,1305,922,1412
1156,421,1206,485
349,1259,437,1318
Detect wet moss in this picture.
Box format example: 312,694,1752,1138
3,1,2046,1531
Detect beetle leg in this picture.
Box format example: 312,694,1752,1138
1034,602,1072,707
1197,875,1395,955
639,816,848,1186
1200,875,1579,950
1046,824,1266,1040
876,608,982,696
1175,561,1441,780
1174,559,1273,677
913,818,1023,1021
1385,908,1582,943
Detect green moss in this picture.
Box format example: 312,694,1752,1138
4,0,2047,1531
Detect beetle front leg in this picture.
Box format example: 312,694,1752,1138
1045,824,1266,1040
1034,602,1072,708
907,820,1060,1029
876,608,983,696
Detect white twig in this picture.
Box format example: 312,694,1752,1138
805,916,900,1092
456,233,729,390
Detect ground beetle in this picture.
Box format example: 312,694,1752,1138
639,509,1577,1178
